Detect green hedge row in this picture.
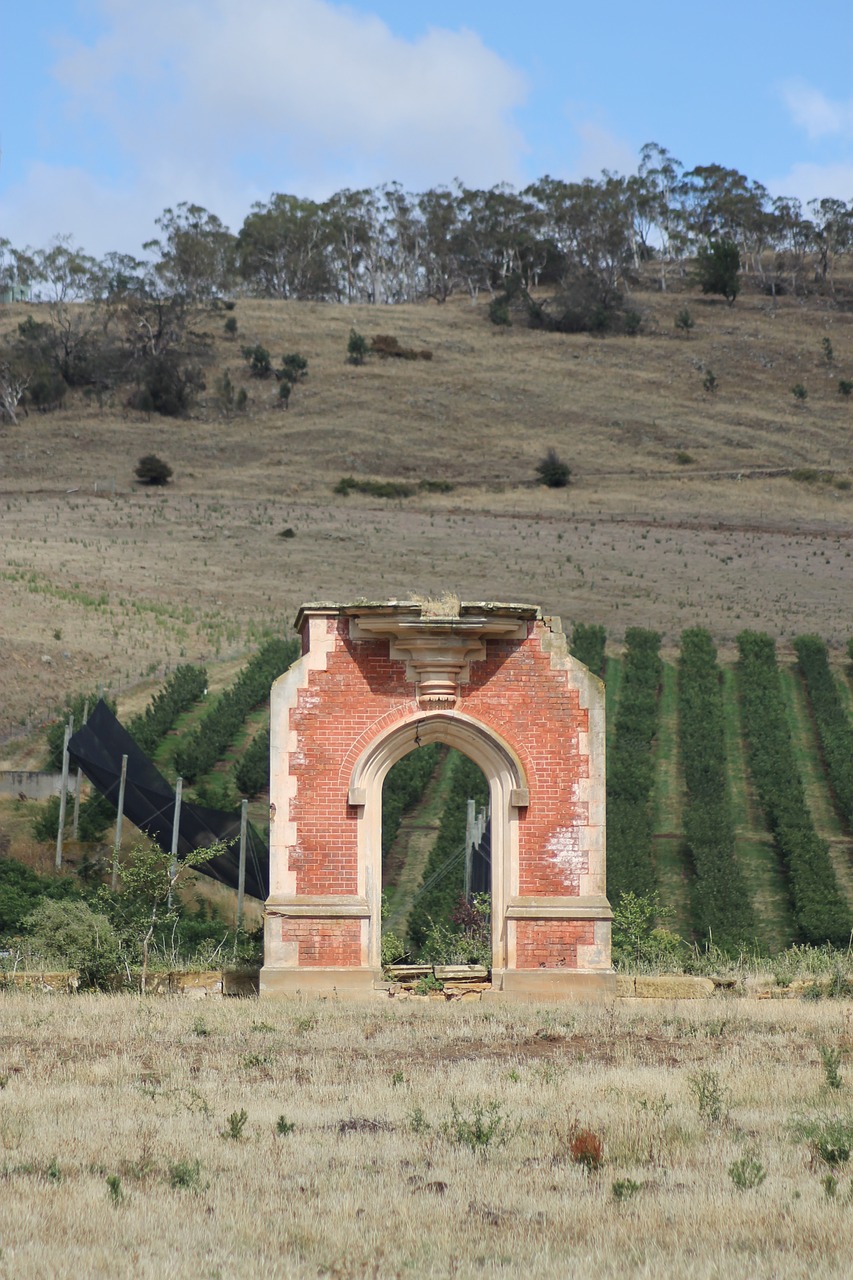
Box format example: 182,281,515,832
570,622,606,676
127,664,208,757
606,627,662,902
737,631,851,946
174,638,298,784
406,751,488,952
795,635,853,828
678,628,753,946
234,728,270,798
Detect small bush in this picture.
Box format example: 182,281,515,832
223,316,237,337
675,450,694,465
822,337,834,364
838,379,853,397
333,476,415,499
241,344,272,378
168,1159,203,1190
489,297,511,327
278,353,308,382
790,1114,853,1166
703,369,717,393
729,1153,767,1190
535,447,571,488
347,329,369,365
570,1128,604,1172
675,307,694,335
275,1116,295,1136
135,454,173,486
820,1045,844,1091
792,383,808,401
623,309,642,336
22,899,120,990
442,1099,514,1152
689,1068,727,1124
223,1109,248,1140
612,1178,642,1201
277,380,291,409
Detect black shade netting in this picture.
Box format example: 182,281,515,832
67,699,268,900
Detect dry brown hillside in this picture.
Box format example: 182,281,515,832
1,280,852,746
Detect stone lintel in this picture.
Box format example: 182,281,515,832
266,896,370,918
506,895,613,920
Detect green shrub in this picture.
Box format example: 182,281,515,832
333,476,415,499
22,899,120,989
838,379,853,397
347,329,369,364
792,383,808,401
241,344,272,378
223,316,237,337
442,1099,514,1151
135,454,173,486
729,1153,767,1190
535,447,571,488
675,307,694,335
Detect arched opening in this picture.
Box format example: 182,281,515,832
381,745,490,969
348,710,529,976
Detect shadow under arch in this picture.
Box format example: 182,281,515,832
348,710,530,975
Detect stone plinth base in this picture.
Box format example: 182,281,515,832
259,967,380,999
491,969,616,1000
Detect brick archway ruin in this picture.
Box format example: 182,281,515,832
261,601,614,999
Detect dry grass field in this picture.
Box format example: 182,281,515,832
2,279,853,746
2,991,853,1278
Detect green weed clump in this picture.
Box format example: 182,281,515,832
442,1099,514,1152
729,1153,767,1190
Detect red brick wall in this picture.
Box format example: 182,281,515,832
281,919,361,967
515,920,595,969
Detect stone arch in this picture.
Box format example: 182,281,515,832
347,709,529,972
261,601,613,1000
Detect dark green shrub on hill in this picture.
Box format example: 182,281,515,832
678,629,753,948
737,631,851,946
606,628,662,903
570,623,606,675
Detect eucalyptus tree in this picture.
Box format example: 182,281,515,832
145,203,236,303
237,194,332,299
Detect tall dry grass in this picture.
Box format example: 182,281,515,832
1,992,853,1277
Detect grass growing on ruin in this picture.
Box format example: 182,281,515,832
2,992,853,1278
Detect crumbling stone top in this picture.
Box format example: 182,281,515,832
295,599,542,631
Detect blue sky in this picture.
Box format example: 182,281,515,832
2,0,852,257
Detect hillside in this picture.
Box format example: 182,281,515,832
1,277,852,746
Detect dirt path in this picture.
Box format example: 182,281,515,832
383,750,455,943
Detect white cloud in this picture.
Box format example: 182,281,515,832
781,79,853,140
573,122,638,179
768,161,853,208
6,0,527,254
